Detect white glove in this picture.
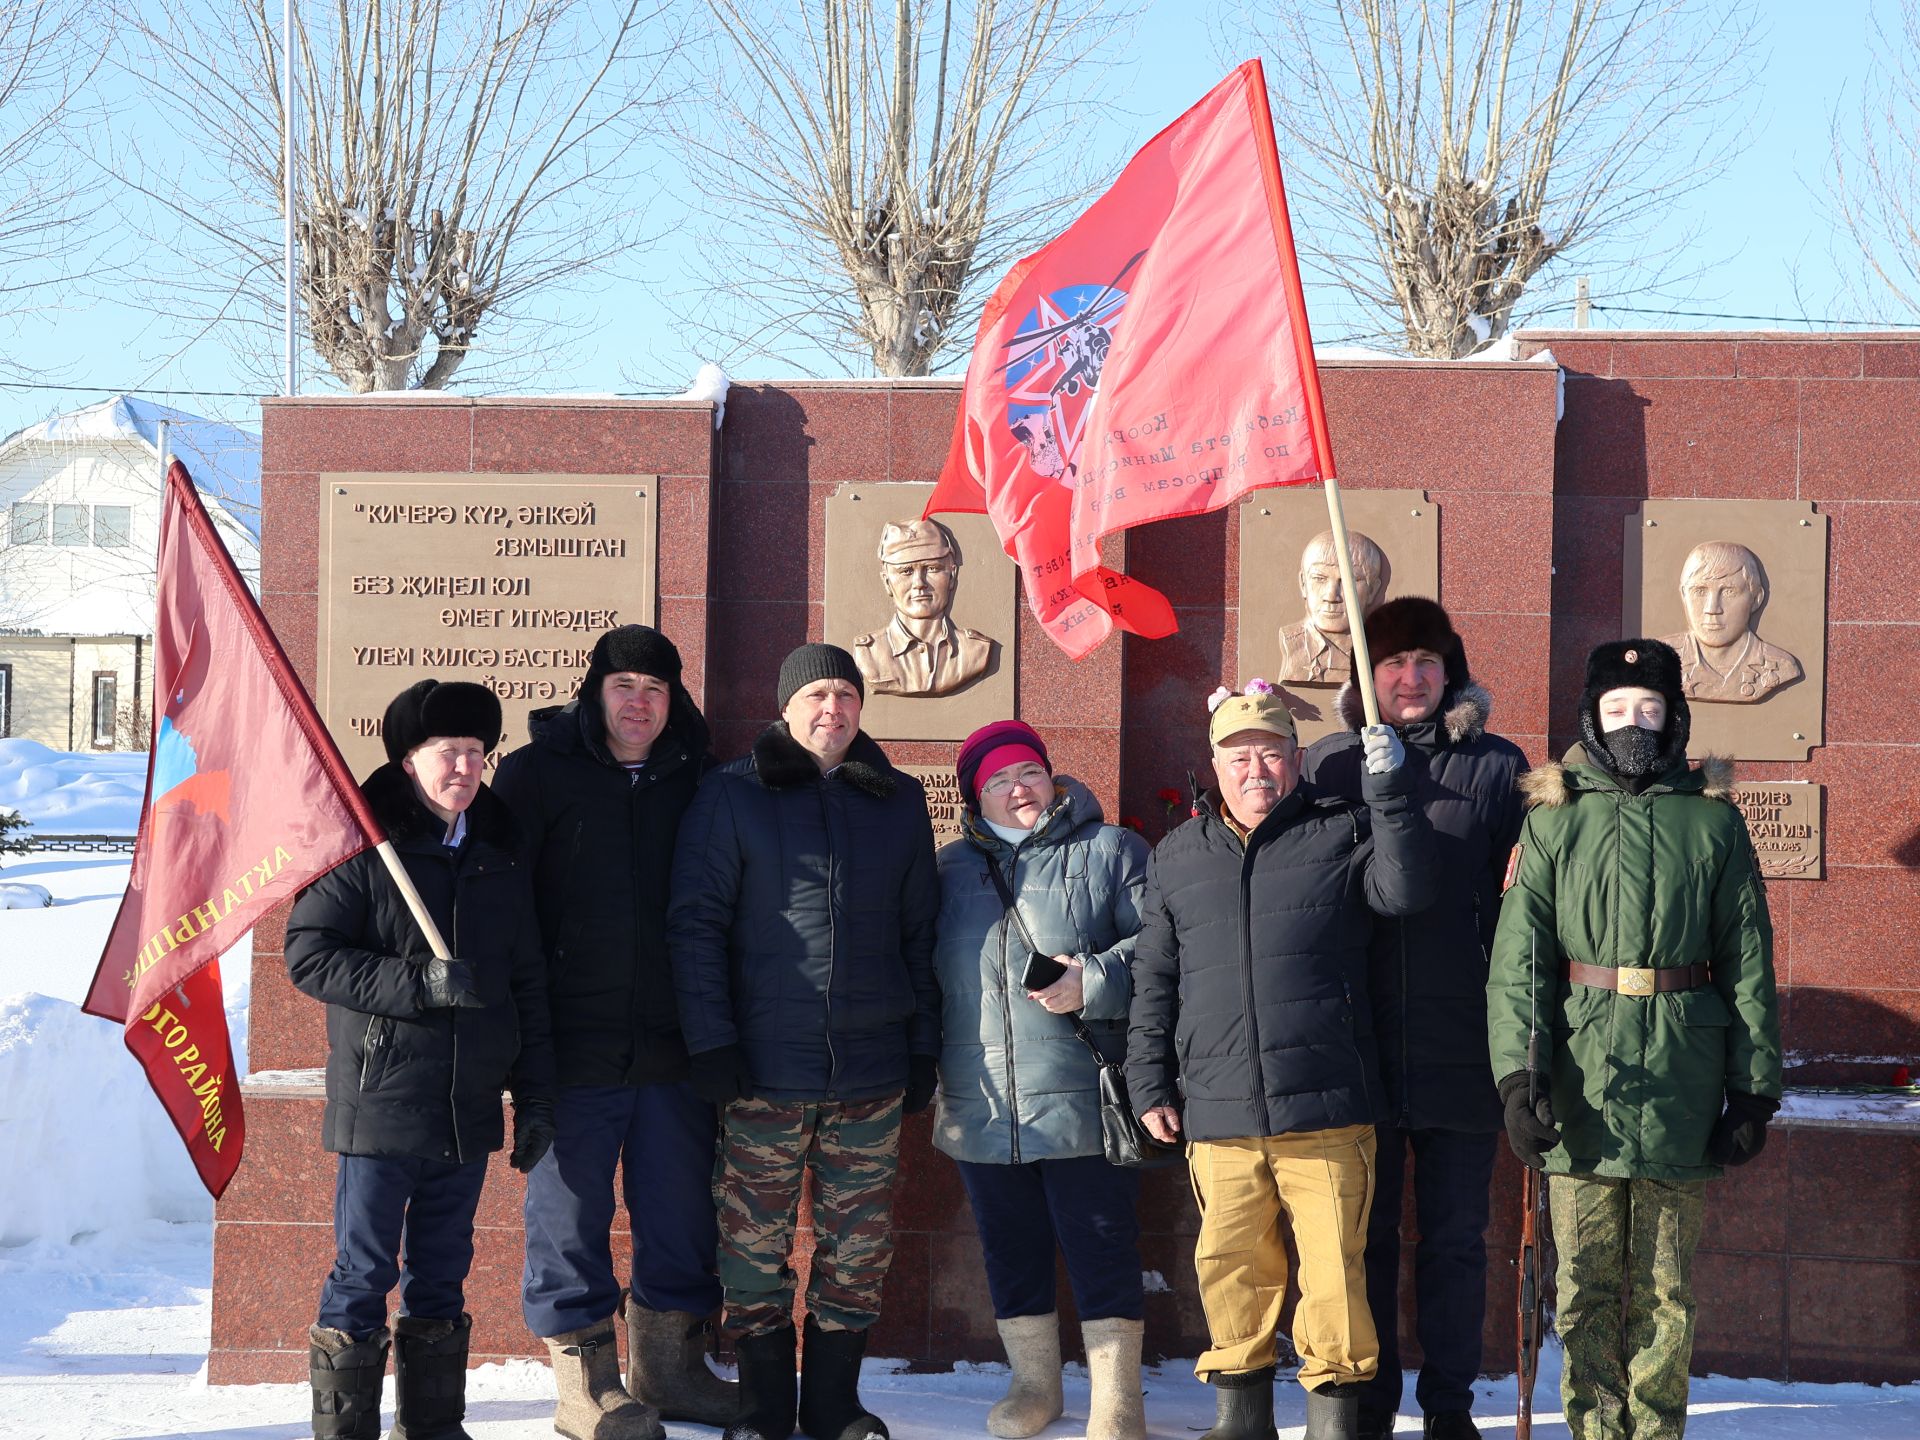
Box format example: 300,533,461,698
1361,724,1405,776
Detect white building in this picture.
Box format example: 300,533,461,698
0,397,260,750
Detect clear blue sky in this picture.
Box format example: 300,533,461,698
0,0,1886,438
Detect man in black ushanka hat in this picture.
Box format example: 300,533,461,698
288,678,554,1440
493,626,732,1440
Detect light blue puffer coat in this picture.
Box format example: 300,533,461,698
931,778,1149,1164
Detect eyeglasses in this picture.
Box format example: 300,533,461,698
982,766,1049,797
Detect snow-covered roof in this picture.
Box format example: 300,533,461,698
0,395,261,540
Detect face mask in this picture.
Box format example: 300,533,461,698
1600,722,1665,776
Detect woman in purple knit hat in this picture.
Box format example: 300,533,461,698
931,721,1152,1440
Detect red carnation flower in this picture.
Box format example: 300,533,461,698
1122,815,1146,833
1156,786,1183,806
1895,1064,1912,1087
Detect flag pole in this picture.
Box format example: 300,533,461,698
374,841,452,960
1242,59,1380,728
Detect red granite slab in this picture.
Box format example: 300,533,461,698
470,404,713,477
1735,341,1863,379
1799,379,1920,500
264,401,473,475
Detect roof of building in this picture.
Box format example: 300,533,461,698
0,395,261,540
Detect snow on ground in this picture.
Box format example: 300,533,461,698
0,737,147,835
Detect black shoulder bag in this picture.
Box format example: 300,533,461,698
985,859,1181,1169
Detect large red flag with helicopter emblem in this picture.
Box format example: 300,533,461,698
82,461,385,1197
927,59,1337,659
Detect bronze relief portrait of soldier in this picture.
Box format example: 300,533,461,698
1658,541,1803,703
1277,528,1391,686
852,518,999,698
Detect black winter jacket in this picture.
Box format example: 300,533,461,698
1302,684,1526,1133
668,724,940,1102
285,765,555,1164
493,702,706,1086
1125,764,1438,1143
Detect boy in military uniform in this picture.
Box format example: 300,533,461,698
1487,639,1781,1440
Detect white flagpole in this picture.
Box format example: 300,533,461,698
283,0,298,397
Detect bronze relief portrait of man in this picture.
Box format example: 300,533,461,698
1658,541,1803,703
1277,528,1392,686
852,518,998,698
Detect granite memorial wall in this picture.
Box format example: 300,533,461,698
212,337,1920,1386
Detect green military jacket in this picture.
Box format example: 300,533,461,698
1487,746,1782,1181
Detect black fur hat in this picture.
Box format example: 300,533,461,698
1364,596,1468,691
383,678,502,763
1578,637,1691,769
578,624,710,758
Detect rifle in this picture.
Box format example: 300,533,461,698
1516,930,1550,1439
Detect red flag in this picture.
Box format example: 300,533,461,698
82,461,384,1198
928,59,1336,659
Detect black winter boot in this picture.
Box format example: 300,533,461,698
796,1315,887,1440
1356,1402,1397,1440
309,1324,390,1440
390,1313,474,1440
1200,1366,1277,1440
1422,1412,1481,1439
726,1323,799,1440
1304,1382,1365,1440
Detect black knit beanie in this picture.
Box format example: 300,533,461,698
777,643,865,712
1577,637,1691,776
1363,596,1468,691
383,678,502,763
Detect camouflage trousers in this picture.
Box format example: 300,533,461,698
1550,1174,1709,1440
714,1093,903,1338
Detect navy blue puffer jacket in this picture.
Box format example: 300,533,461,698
668,724,940,1102
1125,764,1437,1143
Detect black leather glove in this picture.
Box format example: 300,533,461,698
903,1056,939,1115
688,1045,747,1106
421,956,485,1010
1498,1070,1561,1170
510,1099,556,1173
1707,1090,1779,1167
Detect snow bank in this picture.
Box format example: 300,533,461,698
0,882,52,909
679,362,731,428
0,739,146,835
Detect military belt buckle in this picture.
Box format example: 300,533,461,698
1617,966,1656,997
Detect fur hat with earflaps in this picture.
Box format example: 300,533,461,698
1363,596,1468,692
1577,637,1691,775
578,624,711,758
382,678,502,763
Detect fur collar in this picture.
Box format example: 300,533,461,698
1519,751,1736,809
751,722,897,798
361,761,520,849
1336,680,1492,745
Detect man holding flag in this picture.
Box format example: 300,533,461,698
287,677,557,1440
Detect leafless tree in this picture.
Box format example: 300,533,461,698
109,0,683,392
0,1,107,378
676,0,1128,377
1238,0,1757,357
1825,0,1920,320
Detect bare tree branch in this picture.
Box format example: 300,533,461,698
1824,0,1920,321
1234,0,1759,357
673,0,1130,377
102,0,685,393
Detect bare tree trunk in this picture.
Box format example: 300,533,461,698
107,0,680,392
679,0,1124,377
1242,0,1756,356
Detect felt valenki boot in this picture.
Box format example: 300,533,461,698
1081,1317,1147,1440
390,1313,473,1440
726,1323,799,1440
797,1314,887,1440
623,1295,740,1425
544,1319,662,1440
308,1324,390,1440
986,1313,1062,1438
1201,1366,1277,1440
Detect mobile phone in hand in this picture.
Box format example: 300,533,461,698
1021,950,1070,991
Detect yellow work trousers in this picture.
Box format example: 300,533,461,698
1189,1124,1378,1389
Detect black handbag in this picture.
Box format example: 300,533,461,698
986,860,1182,1170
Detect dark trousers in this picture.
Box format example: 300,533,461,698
1360,1126,1499,1416
522,1081,724,1337
956,1154,1144,1323
316,1152,489,1338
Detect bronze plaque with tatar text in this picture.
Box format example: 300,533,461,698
318,475,658,777
1729,781,1823,881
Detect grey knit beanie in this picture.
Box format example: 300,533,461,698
777,643,865,711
